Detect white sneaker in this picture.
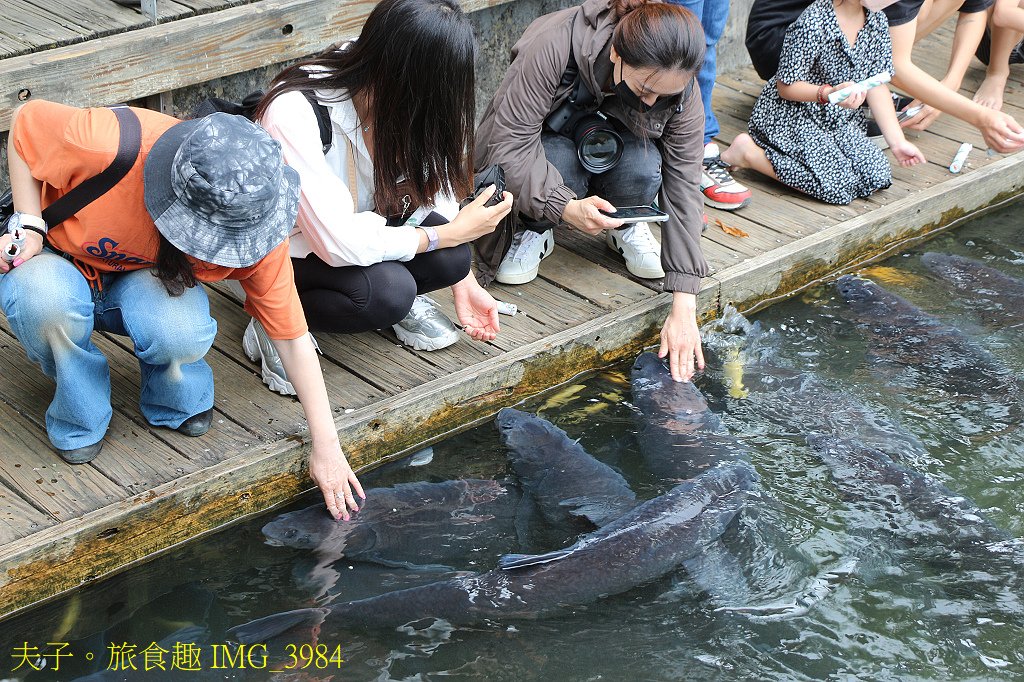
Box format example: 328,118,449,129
242,318,321,396
393,295,459,351
606,223,665,279
495,229,554,285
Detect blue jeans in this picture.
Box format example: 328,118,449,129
0,252,217,450
670,0,730,144
523,129,663,232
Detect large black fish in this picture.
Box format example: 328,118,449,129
231,462,755,640
262,479,526,570
920,252,1024,329
807,435,1021,556
629,351,846,615
496,407,637,528
834,275,1021,429
630,351,750,481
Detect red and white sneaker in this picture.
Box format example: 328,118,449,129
701,143,752,211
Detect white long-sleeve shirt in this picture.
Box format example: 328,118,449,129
260,89,459,268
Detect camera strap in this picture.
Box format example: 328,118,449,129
543,21,600,134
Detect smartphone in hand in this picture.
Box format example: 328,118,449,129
599,205,669,223
473,165,506,208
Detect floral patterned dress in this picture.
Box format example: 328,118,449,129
747,0,895,205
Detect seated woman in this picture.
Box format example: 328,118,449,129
745,0,1024,153
475,0,711,383
245,0,513,395
723,0,926,205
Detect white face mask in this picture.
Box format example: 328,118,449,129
860,0,900,10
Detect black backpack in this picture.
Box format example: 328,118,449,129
193,90,334,154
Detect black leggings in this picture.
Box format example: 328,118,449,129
292,213,471,333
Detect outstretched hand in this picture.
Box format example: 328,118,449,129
890,139,925,167
452,277,500,342
658,293,704,383
309,440,365,521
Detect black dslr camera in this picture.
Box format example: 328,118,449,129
544,67,623,175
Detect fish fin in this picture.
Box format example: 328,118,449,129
362,555,456,573
498,548,574,570
558,497,617,528
513,490,536,548
228,607,328,644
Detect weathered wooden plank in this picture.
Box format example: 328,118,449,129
704,209,798,254
539,246,654,310
0,394,126,519
484,276,604,353
0,277,721,619
0,480,54,545
0,0,514,131
1,2,90,49
317,330,443,393
0,321,212,493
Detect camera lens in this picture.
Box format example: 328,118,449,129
571,114,623,174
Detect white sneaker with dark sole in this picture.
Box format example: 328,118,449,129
607,223,665,279
495,229,555,285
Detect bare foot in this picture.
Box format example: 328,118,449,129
721,133,756,168
974,72,1008,110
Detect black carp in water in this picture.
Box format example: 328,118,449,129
630,351,750,481
230,462,755,640
261,479,524,570
807,435,1022,557
920,252,1024,329
496,407,637,528
834,275,1022,430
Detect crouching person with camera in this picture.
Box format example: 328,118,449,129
475,0,711,381
2,100,362,520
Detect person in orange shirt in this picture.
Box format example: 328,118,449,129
2,101,363,520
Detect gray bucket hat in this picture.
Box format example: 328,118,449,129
143,112,300,268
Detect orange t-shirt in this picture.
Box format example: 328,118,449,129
12,100,307,339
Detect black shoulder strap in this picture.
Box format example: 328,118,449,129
300,90,334,154
41,105,142,229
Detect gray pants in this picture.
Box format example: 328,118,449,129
522,128,663,233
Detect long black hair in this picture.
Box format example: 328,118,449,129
154,235,197,296
255,0,477,214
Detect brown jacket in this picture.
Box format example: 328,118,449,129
474,0,709,294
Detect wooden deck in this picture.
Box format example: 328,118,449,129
1,21,1024,621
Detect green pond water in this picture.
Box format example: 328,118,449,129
2,206,1023,681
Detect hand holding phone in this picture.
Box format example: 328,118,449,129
473,165,506,208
